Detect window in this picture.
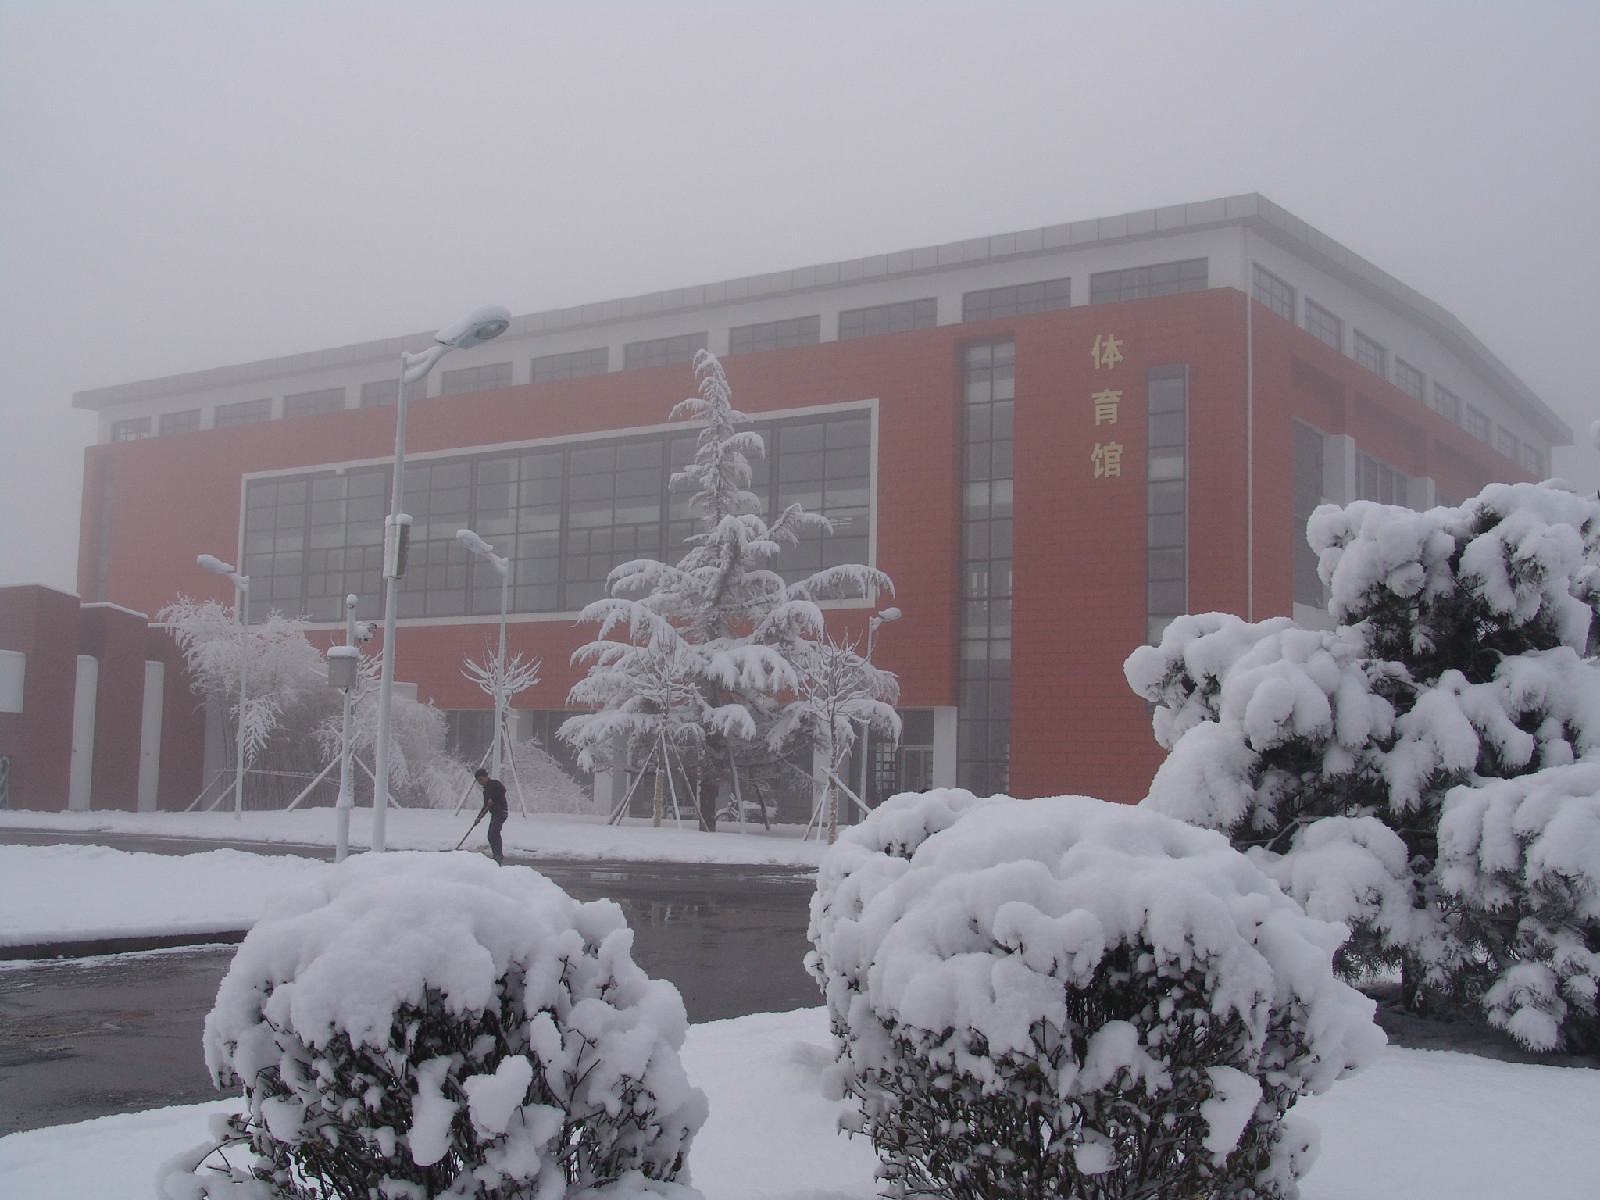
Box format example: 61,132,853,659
957,341,1014,798
159,409,201,436
1430,384,1461,424
1352,331,1386,377
1089,258,1207,304
1464,405,1491,443
1147,366,1188,644
962,278,1071,322
838,298,937,340
1521,444,1546,477
728,315,821,355
1305,300,1343,351
360,378,428,407
240,407,874,622
1292,421,1326,607
283,387,345,418
623,332,708,369
111,417,150,441
1252,265,1295,322
1356,451,1408,506
1496,427,1520,462
1393,359,1425,402
531,347,609,383
439,362,513,396
214,398,272,428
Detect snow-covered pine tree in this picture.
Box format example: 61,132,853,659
561,351,893,826
1125,481,1600,1049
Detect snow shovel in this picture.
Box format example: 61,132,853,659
452,812,486,851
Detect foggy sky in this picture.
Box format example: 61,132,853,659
2,0,1596,595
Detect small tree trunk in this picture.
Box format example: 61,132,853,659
827,775,838,845
652,762,664,828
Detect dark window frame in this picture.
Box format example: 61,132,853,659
961,278,1071,322
838,298,937,341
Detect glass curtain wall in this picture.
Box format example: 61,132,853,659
957,341,1014,795
242,410,871,623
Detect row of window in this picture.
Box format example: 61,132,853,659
957,340,1015,798
1146,366,1189,647
1252,265,1546,476
111,260,1212,444
239,408,873,624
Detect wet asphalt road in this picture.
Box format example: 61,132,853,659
0,830,819,1136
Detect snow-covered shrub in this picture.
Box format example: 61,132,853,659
1436,762,1600,1051
807,789,1383,1200
1126,481,1600,1047
190,853,706,1199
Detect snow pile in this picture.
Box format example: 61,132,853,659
180,853,706,1199
1127,481,1600,1049
807,789,1383,1200
0,844,327,947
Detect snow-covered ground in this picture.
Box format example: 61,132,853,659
0,806,826,868
2,839,1598,1198
1,1005,1596,1200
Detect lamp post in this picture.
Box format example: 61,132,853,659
370,305,511,853
456,528,511,778
197,553,250,818
856,606,901,808
325,595,364,862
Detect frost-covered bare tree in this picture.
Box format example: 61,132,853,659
163,598,449,809
1126,481,1600,1050
161,598,332,807
758,620,900,842
561,350,895,828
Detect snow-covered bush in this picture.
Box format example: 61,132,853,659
807,789,1383,1200
187,853,706,1199
1126,481,1600,1048
1436,762,1600,1051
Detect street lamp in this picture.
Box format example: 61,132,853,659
456,527,511,778
370,305,511,853
325,595,367,862
856,606,901,808
197,553,250,818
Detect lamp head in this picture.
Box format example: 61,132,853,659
456,528,494,557
435,305,511,350
197,553,237,576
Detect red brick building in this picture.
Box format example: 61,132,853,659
58,195,1566,812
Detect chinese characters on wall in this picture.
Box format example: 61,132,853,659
1090,333,1125,479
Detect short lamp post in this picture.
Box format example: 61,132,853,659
197,553,250,818
857,606,901,808
370,305,511,853
326,594,363,862
456,527,511,778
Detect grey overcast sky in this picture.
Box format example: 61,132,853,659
2,0,1596,594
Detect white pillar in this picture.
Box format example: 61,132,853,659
137,660,165,811
69,655,99,811
931,705,958,789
